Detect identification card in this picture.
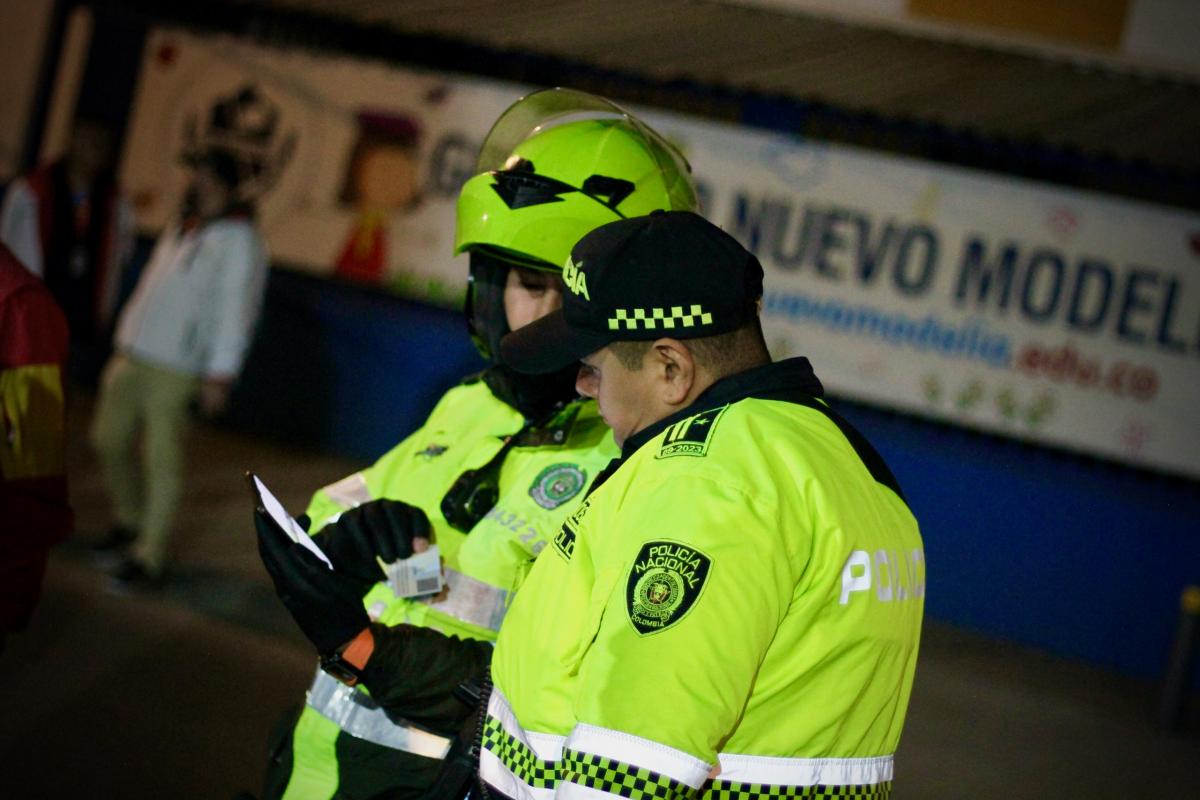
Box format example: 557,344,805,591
386,546,444,598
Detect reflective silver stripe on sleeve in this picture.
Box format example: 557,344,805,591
420,567,511,632
712,752,894,790
305,669,452,759
321,472,373,511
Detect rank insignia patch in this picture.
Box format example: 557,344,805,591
626,540,712,635
656,405,728,459
529,463,587,510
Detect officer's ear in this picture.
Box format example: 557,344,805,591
651,338,696,407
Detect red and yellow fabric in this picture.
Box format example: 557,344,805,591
0,242,72,633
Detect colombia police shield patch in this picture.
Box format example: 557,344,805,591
626,540,712,635
529,463,587,510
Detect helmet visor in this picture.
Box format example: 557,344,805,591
475,87,694,204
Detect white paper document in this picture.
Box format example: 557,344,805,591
252,474,334,569
386,546,444,598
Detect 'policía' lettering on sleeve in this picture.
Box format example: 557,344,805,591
839,548,926,605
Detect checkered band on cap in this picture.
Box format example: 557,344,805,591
702,780,893,799
562,748,696,800
608,305,714,331
482,714,560,789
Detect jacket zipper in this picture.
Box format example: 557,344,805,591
469,668,493,799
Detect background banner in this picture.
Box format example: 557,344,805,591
121,29,1200,478
121,29,516,304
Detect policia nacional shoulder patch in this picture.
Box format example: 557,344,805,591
626,541,712,635
656,404,728,459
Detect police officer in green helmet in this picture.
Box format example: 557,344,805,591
256,88,699,800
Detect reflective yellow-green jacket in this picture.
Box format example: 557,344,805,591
483,358,924,800
278,373,617,800
305,376,616,637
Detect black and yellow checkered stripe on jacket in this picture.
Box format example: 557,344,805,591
482,714,891,800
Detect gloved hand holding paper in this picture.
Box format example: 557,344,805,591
248,472,333,569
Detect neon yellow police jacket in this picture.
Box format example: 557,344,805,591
279,371,617,800
482,358,925,800
305,374,616,640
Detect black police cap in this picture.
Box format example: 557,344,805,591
500,210,764,374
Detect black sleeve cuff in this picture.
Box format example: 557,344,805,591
359,622,493,735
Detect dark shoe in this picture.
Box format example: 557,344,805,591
107,557,162,594
92,526,138,566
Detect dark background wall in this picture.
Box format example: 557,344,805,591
223,268,485,460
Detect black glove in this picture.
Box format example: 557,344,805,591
255,508,370,654
313,499,432,586
359,623,494,736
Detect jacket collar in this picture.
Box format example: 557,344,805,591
621,356,824,460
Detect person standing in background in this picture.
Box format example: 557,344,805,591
0,118,135,384
0,242,72,653
89,148,268,589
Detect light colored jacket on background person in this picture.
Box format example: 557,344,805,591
115,217,267,379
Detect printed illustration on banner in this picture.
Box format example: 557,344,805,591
334,110,423,285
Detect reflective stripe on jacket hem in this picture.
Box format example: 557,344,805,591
714,752,893,788
480,687,562,799
566,723,710,790
706,753,893,798
305,669,452,759
480,688,894,799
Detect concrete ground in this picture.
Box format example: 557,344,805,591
1,393,1197,798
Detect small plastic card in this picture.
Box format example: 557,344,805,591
385,546,444,598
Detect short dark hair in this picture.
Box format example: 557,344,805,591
609,315,767,375
607,339,651,370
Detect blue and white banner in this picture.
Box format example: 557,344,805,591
122,29,1200,478
672,118,1200,481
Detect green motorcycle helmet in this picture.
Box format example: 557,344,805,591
458,88,700,370
456,87,699,271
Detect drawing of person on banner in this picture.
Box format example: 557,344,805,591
180,83,296,208
334,111,423,285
